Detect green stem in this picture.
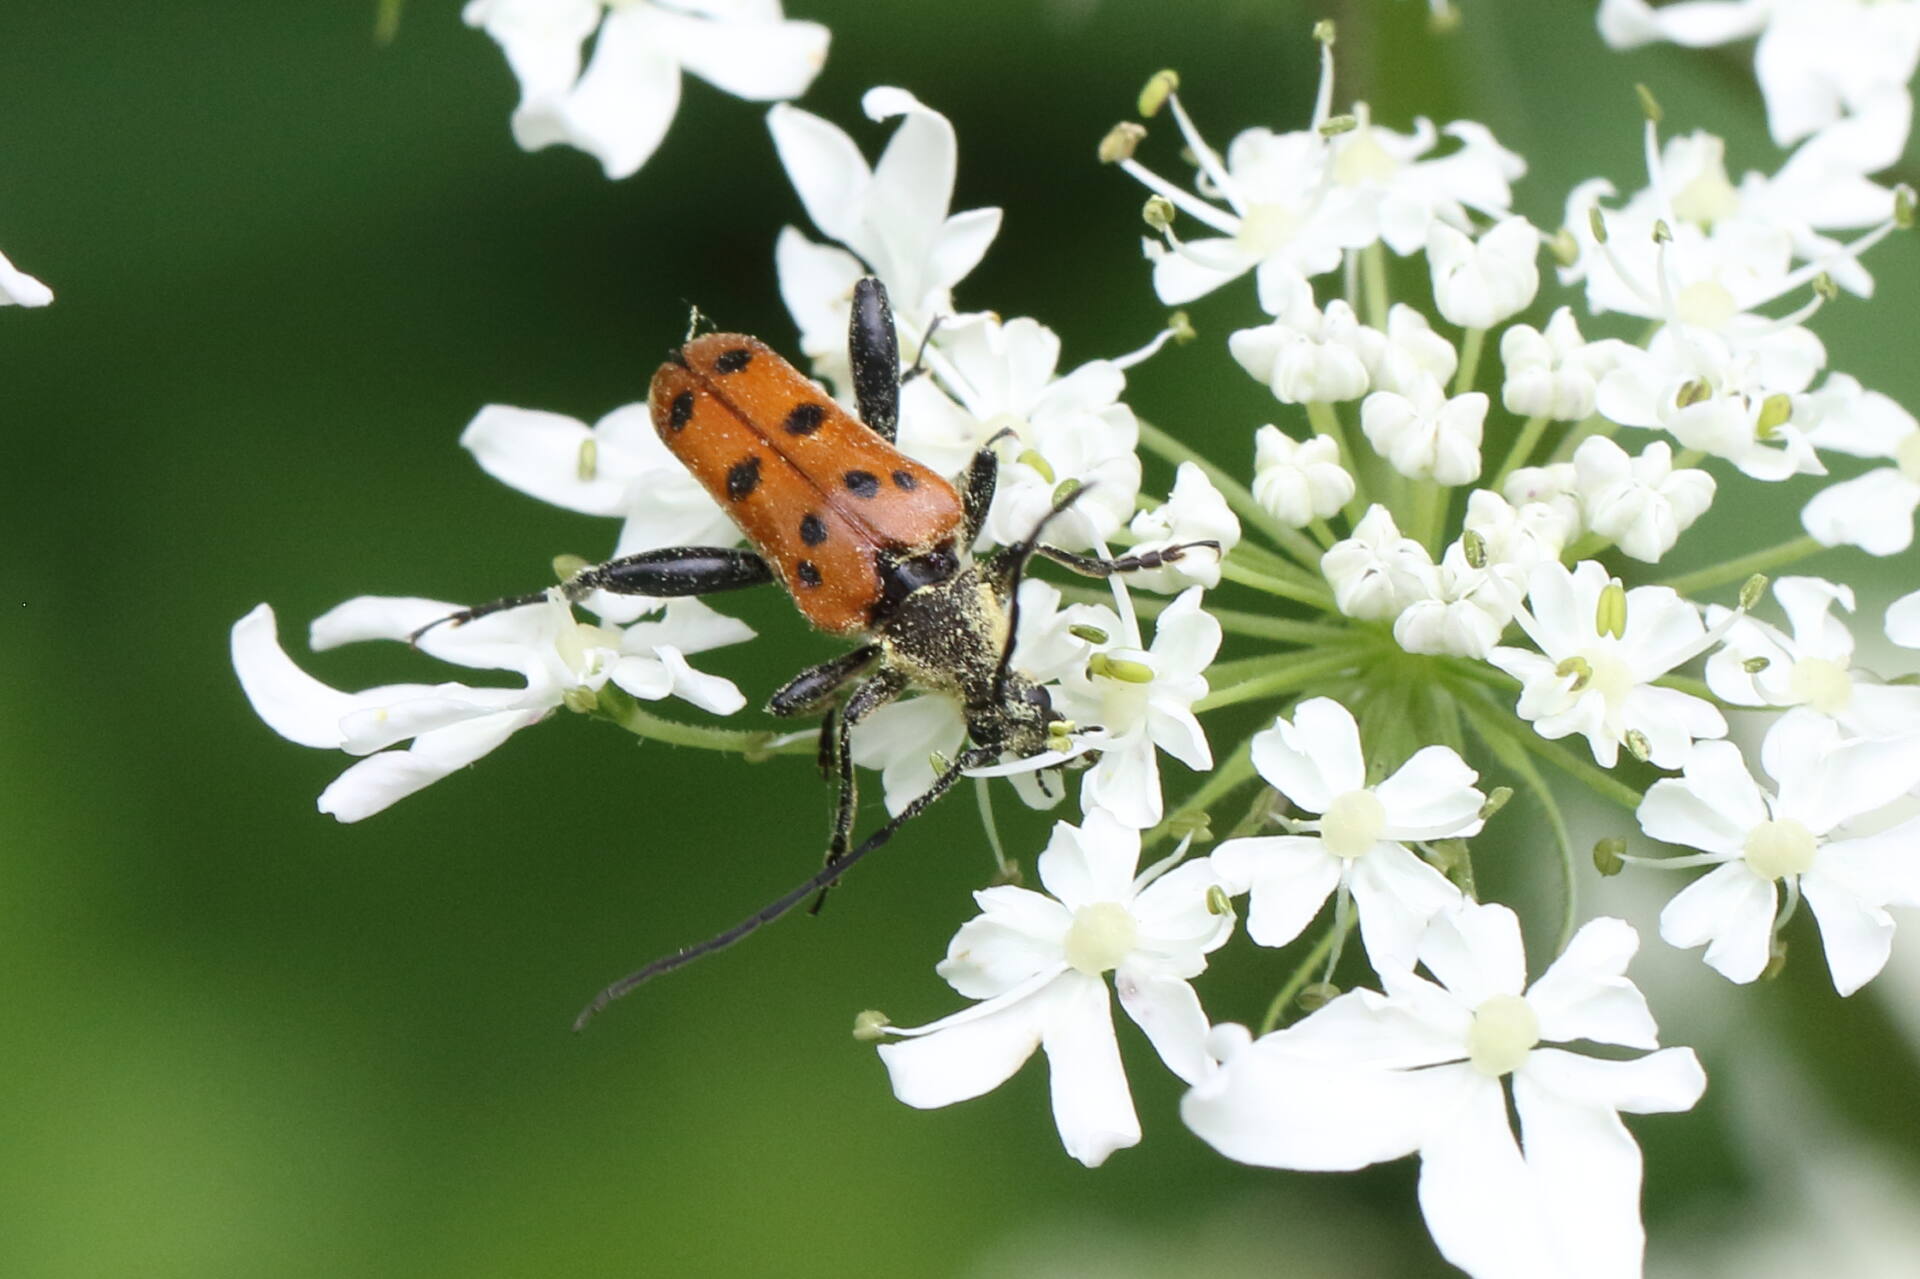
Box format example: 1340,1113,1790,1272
596,690,811,760
1655,534,1824,599
1194,647,1373,712
1490,414,1552,491
1453,326,1487,397
1361,242,1390,330
1410,476,1449,556
1546,413,1614,464
1219,557,1335,611
1144,734,1260,850
1456,689,1579,955
1205,606,1354,645
1137,419,1326,572
1258,914,1352,1035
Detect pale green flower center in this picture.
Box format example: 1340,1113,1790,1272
1671,161,1738,228
1788,656,1853,715
1320,788,1386,859
1065,901,1139,975
1582,648,1637,707
1895,431,1920,484
1675,279,1736,331
1236,203,1300,257
1467,993,1539,1078
556,620,620,679
1744,817,1818,881
1333,131,1398,186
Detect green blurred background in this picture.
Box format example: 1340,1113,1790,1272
4,1,1918,1275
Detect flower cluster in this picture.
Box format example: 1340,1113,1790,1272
232,8,1920,1278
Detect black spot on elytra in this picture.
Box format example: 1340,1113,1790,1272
784,402,826,436
891,470,918,491
799,513,827,546
844,470,880,498
796,560,823,588
715,347,753,374
668,391,694,431
727,456,761,502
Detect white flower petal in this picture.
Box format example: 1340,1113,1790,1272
1799,868,1897,996
878,987,1046,1109
1524,917,1660,1049
1210,835,1340,949
1039,974,1140,1167
1114,969,1212,1085
1659,861,1776,984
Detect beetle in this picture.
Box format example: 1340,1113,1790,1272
423,279,1217,1025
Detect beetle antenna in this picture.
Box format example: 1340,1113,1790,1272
991,484,1095,706
573,744,998,1031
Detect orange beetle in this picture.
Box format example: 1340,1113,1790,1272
426,280,1216,1023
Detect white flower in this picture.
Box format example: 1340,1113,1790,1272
459,403,737,618
1461,488,1570,571
1322,504,1437,622
1596,325,1826,482
463,0,828,179
0,245,52,307
875,810,1233,1168
1252,427,1354,527
770,87,1001,380
1704,577,1920,737
1571,436,1716,563
1394,542,1520,660
1639,718,1920,994
1800,375,1920,555
1325,106,1525,258
1426,216,1541,329
894,314,1141,551
1049,588,1221,830
1500,307,1627,421
1598,0,1920,149
1183,903,1707,1279
1123,463,1239,592
1353,302,1459,397
1211,698,1482,968
1361,375,1487,485
1501,461,1584,544
231,595,752,821
1489,560,1727,768
1228,295,1373,404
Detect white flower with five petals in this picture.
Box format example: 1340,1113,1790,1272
1571,436,1715,564
1489,560,1727,768
1640,716,1920,994
463,0,828,179
1183,903,1706,1279
1211,698,1483,969
770,87,1001,384
875,810,1233,1167
1252,427,1354,528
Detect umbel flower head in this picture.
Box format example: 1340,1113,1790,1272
228,14,1920,1278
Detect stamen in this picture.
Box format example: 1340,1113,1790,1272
1115,158,1241,235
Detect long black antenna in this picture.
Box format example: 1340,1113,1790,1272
991,484,1094,706
573,743,998,1031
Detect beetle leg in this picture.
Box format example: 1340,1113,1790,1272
959,446,999,544
849,277,900,442
813,664,909,914
767,643,884,719
409,547,774,643
1032,541,1224,579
